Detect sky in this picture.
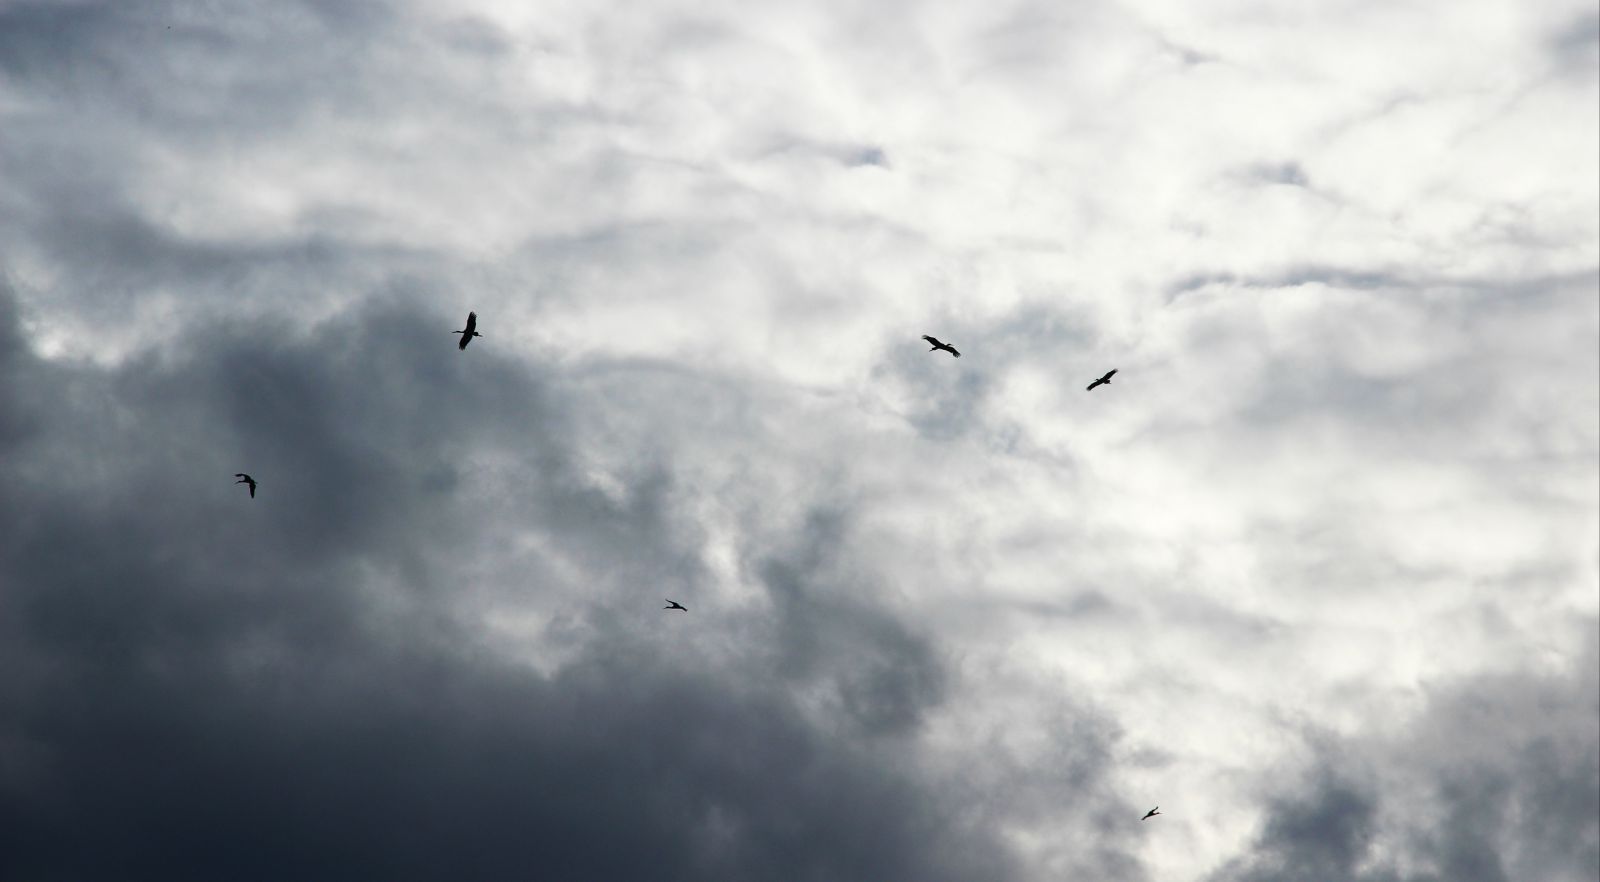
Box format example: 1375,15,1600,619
0,0,1596,880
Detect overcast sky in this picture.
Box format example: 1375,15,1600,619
1,0,1596,879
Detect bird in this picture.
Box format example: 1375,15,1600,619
453,311,482,350
1141,807,1161,821
663,600,688,611
922,335,960,357
234,473,257,498
1086,369,1117,391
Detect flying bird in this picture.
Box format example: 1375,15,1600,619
453,311,482,350
664,600,688,611
1141,807,1161,821
922,335,960,358
234,473,257,498
1086,369,1117,391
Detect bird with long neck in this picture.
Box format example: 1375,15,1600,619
454,311,483,350
922,335,960,357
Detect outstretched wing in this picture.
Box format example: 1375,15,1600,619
249,483,255,498
922,335,941,346
464,311,478,334
235,473,249,479
1086,379,1103,391
949,347,961,358
1104,369,1117,381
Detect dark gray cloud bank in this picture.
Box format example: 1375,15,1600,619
1210,640,1599,882
0,0,1596,880
0,283,1028,881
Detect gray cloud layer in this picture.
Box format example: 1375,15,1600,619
1,0,1595,879
0,282,1030,881
1210,639,1598,882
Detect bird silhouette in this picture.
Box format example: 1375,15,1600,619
1141,807,1160,821
453,311,482,350
922,335,960,357
234,473,257,498
1086,369,1117,391
664,600,687,611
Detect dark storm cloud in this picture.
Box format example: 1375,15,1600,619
8,188,374,336
0,291,40,447
1209,638,1600,882
753,507,947,738
0,283,1022,881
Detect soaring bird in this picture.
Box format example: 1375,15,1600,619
454,311,483,350
234,473,257,498
1086,369,1117,391
922,335,960,358
1141,807,1161,821
664,600,688,611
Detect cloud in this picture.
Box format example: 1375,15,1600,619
1550,10,1600,71
1209,638,1599,882
1240,162,1312,189
0,0,1595,879
0,280,1026,881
